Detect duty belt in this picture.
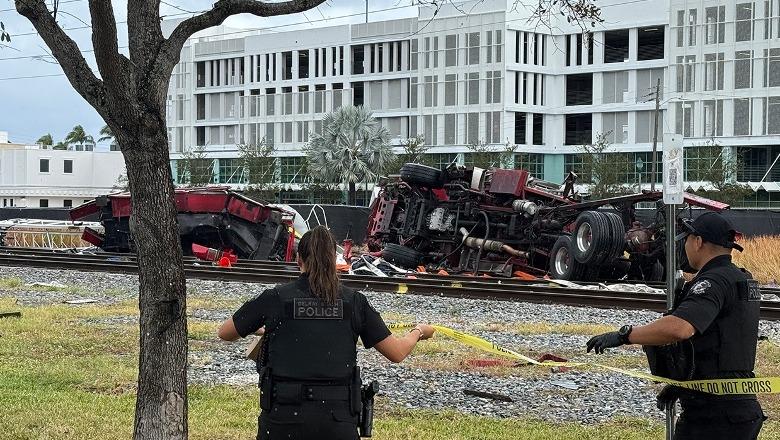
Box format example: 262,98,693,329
273,383,351,403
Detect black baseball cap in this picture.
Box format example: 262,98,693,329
675,211,744,252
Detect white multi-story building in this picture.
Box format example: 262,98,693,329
166,0,780,206
0,132,126,208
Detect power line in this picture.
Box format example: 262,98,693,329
0,0,83,13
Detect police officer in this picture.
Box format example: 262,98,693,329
586,211,765,440
218,226,435,440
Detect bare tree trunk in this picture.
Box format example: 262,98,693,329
348,181,356,206
118,123,188,440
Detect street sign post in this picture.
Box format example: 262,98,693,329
662,133,683,440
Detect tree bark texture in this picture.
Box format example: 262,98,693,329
15,1,326,438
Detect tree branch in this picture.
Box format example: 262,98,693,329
88,0,133,104
15,0,109,113
163,0,325,62
127,0,164,72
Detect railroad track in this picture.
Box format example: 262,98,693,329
0,247,778,320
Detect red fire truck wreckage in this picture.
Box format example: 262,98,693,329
366,163,730,281
69,188,296,262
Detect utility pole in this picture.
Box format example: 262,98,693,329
650,78,661,192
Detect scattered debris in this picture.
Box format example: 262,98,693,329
0,311,21,318
63,299,98,305
550,380,580,390
463,388,514,402
27,281,67,289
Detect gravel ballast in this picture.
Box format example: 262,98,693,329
2,266,779,423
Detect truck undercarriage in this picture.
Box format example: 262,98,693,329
366,163,729,281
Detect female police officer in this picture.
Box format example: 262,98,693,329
218,225,435,440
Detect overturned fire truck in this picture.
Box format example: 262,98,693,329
70,188,295,261
366,163,729,281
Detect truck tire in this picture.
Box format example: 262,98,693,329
603,211,627,263
382,243,424,269
399,163,442,187
549,236,587,281
572,211,610,265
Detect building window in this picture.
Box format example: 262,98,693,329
703,53,725,91
352,45,364,75
423,115,438,146
766,0,780,39
564,154,591,183
602,71,628,104
566,73,592,106
514,153,544,177
637,27,664,61
444,114,457,145
603,29,629,63
39,199,49,208
602,112,629,144
764,48,780,87
466,73,479,105
675,102,695,138
734,98,753,136
298,50,309,79
466,113,479,145
764,97,780,135
565,114,592,145
635,110,664,143
63,199,73,208
636,69,664,103
485,71,501,104
736,3,755,42
735,50,753,89
514,112,527,145
702,100,724,137
685,145,723,181
423,76,437,107
467,32,480,65
280,156,305,184
676,55,696,92
484,111,501,144
63,159,73,174
705,6,726,44
428,153,458,170
218,158,244,184
39,158,49,173
532,113,544,145
410,39,418,70
445,34,458,67
444,74,457,106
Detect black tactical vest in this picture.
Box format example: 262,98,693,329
262,276,360,382
674,255,760,379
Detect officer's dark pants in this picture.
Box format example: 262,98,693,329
258,400,359,440
674,399,765,440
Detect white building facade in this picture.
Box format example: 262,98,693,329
0,138,126,208
166,0,780,206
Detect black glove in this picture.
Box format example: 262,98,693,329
586,331,627,354
656,385,680,411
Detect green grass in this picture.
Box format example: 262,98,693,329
1,294,779,439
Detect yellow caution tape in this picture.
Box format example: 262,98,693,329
388,323,780,395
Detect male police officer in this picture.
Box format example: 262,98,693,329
586,211,766,440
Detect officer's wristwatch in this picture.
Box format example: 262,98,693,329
618,325,633,345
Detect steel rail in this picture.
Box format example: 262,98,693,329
0,250,778,320
3,247,778,296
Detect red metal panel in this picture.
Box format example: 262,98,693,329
81,227,104,247
110,194,133,217
69,201,100,221
489,169,529,196
683,192,730,211
226,196,272,223
176,191,229,213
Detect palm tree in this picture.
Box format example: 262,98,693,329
53,141,68,150
98,125,119,151
36,133,53,147
305,105,395,205
64,125,95,151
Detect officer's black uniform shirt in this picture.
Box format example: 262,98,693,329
671,254,760,394
672,255,734,336
232,275,391,348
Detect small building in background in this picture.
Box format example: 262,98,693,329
0,131,126,208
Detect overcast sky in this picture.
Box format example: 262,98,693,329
0,0,418,149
